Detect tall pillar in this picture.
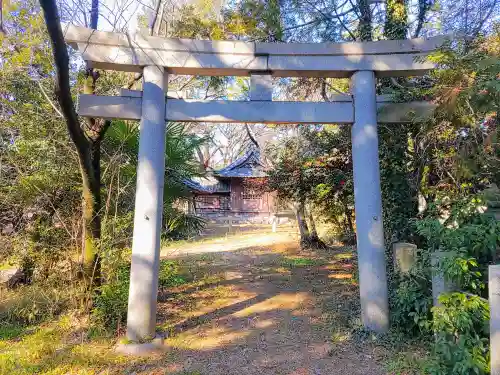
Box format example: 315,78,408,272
490,265,500,375
351,70,389,332
126,66,166,341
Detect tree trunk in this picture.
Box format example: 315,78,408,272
79,62,109,287
81,136,105,286
295,201,327,249
295,201,310,239
81,173,101,285
414,0,431,37
40,0,109,290
343,202,354,234
380,0,417,243
306,205,319,240
385,0,408,39
357,0,372,41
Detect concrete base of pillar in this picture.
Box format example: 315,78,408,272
115,335,165,356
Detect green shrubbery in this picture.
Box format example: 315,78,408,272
393,269,433,335
158,260,187,288
91,259,188,333
392,196,500,374
0,284,70,326
429,293,490,374
91,264,131,334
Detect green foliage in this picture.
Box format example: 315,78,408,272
170,0,283,42
392,270,433,335
91,260,188,332
0,284,69,325
158,261,187,288
267,125,355,242
428,293,490,375
393,196,498,374
163,209,207,240
91,264,130,333
379,122,418,244
0,323,26,340
415,198,500,292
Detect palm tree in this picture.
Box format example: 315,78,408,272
103,121,207,239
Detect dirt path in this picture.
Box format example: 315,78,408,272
157,231,387,375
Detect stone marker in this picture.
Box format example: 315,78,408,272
393,242,417,274
431,251,455,306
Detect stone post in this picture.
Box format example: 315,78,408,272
490,265,500,375
393,242,418,275
272,215,278,233
431,251,455,306
126,66,166,342
351,70,389,333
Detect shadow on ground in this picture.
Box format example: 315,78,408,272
0,233,390,375
150,241,387,375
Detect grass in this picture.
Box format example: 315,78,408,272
0,316,132,375
0,233,428,375
280,256,322,268
0,323,29,340
0,260,17,271
0,260,225,375
385,351,429,375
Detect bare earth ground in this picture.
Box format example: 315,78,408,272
156,229,387,375
0,227,400,375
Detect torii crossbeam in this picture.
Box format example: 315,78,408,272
64,24,445,342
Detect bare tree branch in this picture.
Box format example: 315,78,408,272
36,80,64,118
245,123,260,149
40,0,92,159
150,0,162,35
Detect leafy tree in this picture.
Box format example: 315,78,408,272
0,0,81,280
304,126,356,244
104,121,207,239
0,0,208,292
267,126,330,248
391,32,499,374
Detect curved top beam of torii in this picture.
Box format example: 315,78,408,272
63,24,448,78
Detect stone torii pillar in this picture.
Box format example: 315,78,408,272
351,70,389,332
126,65,166,341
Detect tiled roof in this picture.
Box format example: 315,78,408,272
215,149,267,178
184,176,230,193
184,148,267,193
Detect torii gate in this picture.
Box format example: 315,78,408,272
64,25,443,342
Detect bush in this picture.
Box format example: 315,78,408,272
394,197,498,374
158,261,187,288
91,264,130,334
392,271,433,335
427,293,490,375
163,209,207,240
91,259,188,333
0,284,69,325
